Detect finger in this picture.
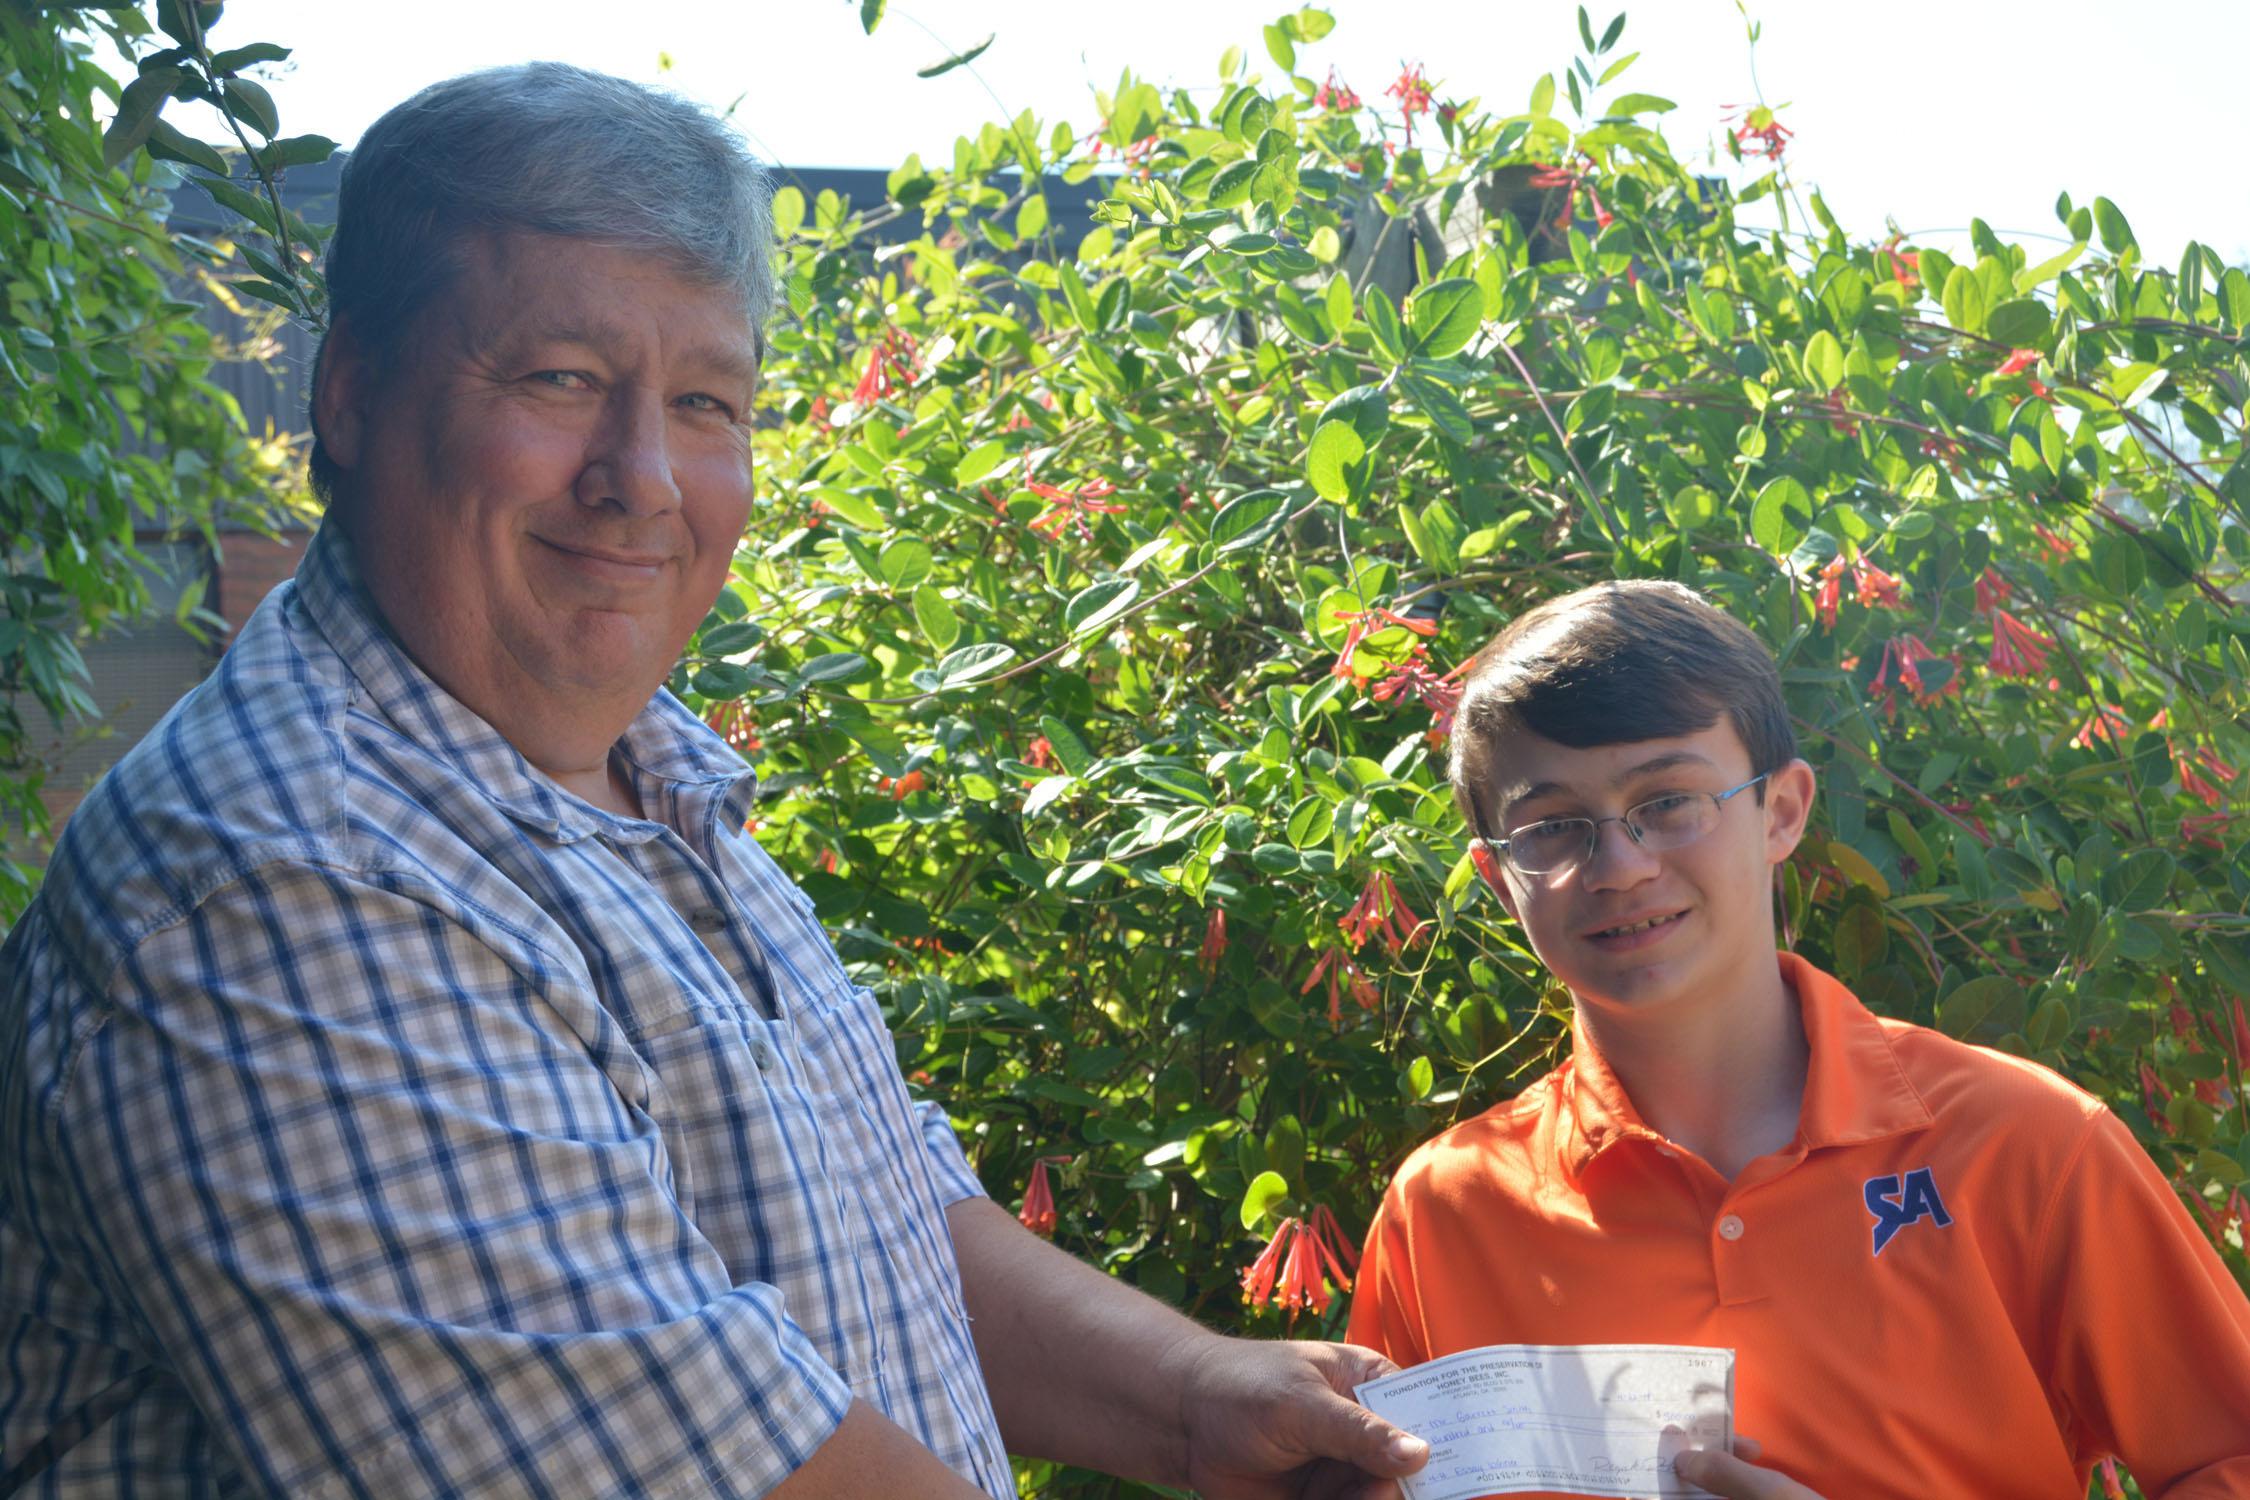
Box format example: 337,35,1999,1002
1671,1447,1797,1499
1733,1436,1765,1464
1323,1340,1404,1384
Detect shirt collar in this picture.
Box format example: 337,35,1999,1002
1559,951,1935,1177
293,518,759,844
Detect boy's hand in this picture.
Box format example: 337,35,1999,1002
1673,1436,1828,1499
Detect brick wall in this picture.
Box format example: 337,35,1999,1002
215,529,311,641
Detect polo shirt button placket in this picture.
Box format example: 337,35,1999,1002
1718,1213,1745,1241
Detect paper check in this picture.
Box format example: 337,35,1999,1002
1354,1343,1734,1500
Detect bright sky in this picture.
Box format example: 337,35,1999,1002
174,0,2248,267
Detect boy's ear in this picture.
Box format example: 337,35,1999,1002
1762,757,1818,864
1470,841,1521,921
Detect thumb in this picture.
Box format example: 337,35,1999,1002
1314,1390,1429,1477
1671,1446,1796,1499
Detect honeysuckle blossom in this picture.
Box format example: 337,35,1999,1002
1876,234,1920,289
2069,705,2131,749
1027,477,1126,540
1241,1206,1360,1319
878,769,928,799
2176,744,2238,809
1328,604,1438,682
1340,871,1427,955
851,328,919,405
1302,945,1378,1025
1200,906,1229,974
1315,68,1361,111
1726,106,1792,159
2033,523,2078,561
1018,1155,1062,1236
1986,611,2054,679
1369,648,1467,741
1868,634,1953,716
1385,63,1433,143
1972,567,2012,615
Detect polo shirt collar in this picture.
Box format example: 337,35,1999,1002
1560,952,1935,1176
294,518,759,843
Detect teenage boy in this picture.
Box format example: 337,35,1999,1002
1347,580,2250,1499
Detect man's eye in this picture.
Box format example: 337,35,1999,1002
531,370,588,389
678,392,737,418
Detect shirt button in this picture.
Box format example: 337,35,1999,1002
1718,1214,1745,1241
750,1042,775,1071
688,907,726,932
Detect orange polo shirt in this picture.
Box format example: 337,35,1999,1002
1348,954,2250,1498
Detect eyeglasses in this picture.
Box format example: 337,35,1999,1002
1481,773,1770,877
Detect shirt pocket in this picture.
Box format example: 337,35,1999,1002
629,1007,894,1404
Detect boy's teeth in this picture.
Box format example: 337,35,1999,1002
1600,914,1673,937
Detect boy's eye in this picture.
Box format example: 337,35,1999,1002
1639,794,1694,815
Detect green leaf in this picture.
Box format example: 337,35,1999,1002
102,68,180,168
1403,498,1463,573
860,0,886,32
797,652,868,685
145,119,227,175
1802,329,1845,391
772,186,806,239
1065,577,1140,638
1241,1169,1291,1230
1749,476,1812,557
956,440,1010,486
1286,6,1336,41
1210,489,1290,553
222,78,279,139
1407,278,1483,358
934,642,1017,688
1405,1055,1435,1100
208,42,290,73
1606,91,1674,115
814,486,884,529
1938,976,2026,1041
1038,716,1093,777
2092,195,2135,255
1263,23,1296,71
1984,298,2052,348
878,537,934,588
1285,795,1334,848
913,584,960,651
1362,285,1406,362
917,33,994,78
1529,73,1556,116
1307,420,1366,502
1321,384,1390,446
1941,265,1987,335
2220,267,2250,331
1058,263,1101,333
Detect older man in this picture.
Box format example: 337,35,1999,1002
0,64,1428,1498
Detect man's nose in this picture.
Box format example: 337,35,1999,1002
576,387,681,516
1578,816,1661,889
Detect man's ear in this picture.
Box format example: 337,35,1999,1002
1762,757,1817,864
311,315,373,473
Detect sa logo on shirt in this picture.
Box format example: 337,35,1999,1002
1864,1167,1953,1256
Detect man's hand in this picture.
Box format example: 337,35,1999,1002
1672,1436,1829,1500
1168,1335,1430,1500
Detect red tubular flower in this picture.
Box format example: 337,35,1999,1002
1385,62,1433,143
2032,523,2077,561
1309,1203,1361,1279
1241,1216,1296,1305
1301,947,1379,1025
2177,745,2237,809
878,769,928,800
1340,871,1428,955
1726,107,1793,159
1972,567,2013,616
1315,68,1362,111
1200,907,1229,974
1814,557,1845,630
1025,736,1055,771
1876,235,1920,290
1369,649,1467,742
2070,705,2131,749
1852,559,1904,611
1993,348,2040,379
2229,997,2250,1071
1277,1218,1332,1317
851,329,920,406
1026,477,1126,541
1986,611,2054,679
703,700,762,753
1328,605,1439,683
2183,811,2232,851
1018,1157,1058,1236
1869,635,1952,716
1469,841,1506,890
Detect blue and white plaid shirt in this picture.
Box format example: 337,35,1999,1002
0,521,1015,1497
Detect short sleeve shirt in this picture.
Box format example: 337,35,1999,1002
0,521,1015,1497
1348,954,2250,1498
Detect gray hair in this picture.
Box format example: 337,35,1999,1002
309,61,774,498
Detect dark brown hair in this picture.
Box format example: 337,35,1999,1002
1448,580,1795,836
